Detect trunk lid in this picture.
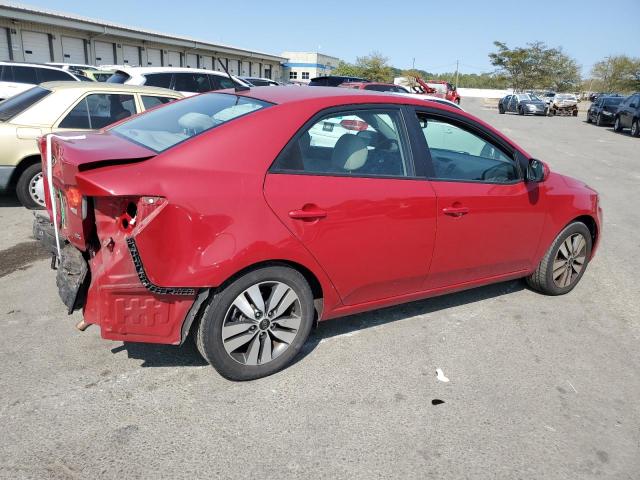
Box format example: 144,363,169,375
39,131,156,251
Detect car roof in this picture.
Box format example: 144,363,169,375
39,81,182,96
0,61,72,71
116,66,231,76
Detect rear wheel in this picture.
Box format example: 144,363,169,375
498,104,505,114
613,117,623,132
16,163,45,210
526,222,592,295
196,266,315,380
586,113,592,123
631,119,640,137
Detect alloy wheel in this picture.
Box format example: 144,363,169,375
552,233,587,288
221,281,302,366
29,172,46,208
632,120,639,137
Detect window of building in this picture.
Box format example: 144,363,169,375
289,71,298,80
302,72,309,80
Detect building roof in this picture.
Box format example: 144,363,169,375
0,3,287,62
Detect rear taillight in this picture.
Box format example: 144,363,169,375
340,119,369,131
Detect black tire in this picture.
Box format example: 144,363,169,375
631,119,640,137
16,163,45,210
526,222,592,296
596,114,602,126
613,116,623,132
196,266,315,380
518,107,524,116
586,113,592,123
498,104,505,114
549,109,556,116
572,110,578,117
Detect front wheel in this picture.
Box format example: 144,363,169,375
526,222,592,295
631,119,640,137
596,114,603,126
16,163,46,210
518,107,524,116
498,104,505,114
613,117,623,132
586,113,592,123
196,266,315,380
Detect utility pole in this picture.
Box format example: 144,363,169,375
455,59,459,89
412,57,415,70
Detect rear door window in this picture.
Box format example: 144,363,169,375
12,66,38,84
38,68,74,82
173,73,211,93
106,71,132,84
59,93,136,129
272,108,412,177
141,95,178,109
142,73,173,88
210,75,239,90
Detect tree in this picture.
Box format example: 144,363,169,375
489,41,580,91
590,55,640,93
332,52,394,82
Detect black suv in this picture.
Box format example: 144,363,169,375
587,95,624,126
613,93,640,136
308,76,368,87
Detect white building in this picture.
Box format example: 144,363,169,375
281,52,340,83
0,3,287,80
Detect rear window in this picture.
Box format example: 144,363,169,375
143,73,173,89
0,86,51,121
106,72,131,84
111,92,272,152
603,97,622,106
39,68,74,82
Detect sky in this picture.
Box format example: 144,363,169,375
10,0,640,75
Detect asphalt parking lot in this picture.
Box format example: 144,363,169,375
1,97,639,479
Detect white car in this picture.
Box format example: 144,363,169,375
0,62,87,102
105,67,249,96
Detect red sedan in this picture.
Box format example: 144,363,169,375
39,86,602,380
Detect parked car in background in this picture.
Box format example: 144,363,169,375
613,93,640,136
0,62,87,101
240,77,280,86
0,82,182,208
308,75,368,87
39,87,601,380
498,93,548,115
106,67,247,96
549,94,578,116
541,91,556,105
587,95,624,126
47,63,99,72
339,82,462,110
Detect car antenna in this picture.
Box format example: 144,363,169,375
218,58,250,92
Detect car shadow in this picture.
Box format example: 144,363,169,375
112,279,525,369
0,194,20,207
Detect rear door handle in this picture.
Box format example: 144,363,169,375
442,206,469,217
288,207,327,220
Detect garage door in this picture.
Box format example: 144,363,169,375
241,61,250,76
165,50,181,67
146,48,161,66
61,36,85,63
185,53,197,68
0,27,10,61
22,31,50,63
122,45,139,66
215,58,226,72
94,41,114,65
200,55,213,70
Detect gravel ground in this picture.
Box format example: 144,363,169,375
0,97,638,479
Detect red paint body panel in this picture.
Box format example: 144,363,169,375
43,87,602,344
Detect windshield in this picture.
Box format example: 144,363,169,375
112,93,272,152
604,97,622,106
0,86,51,122
556,94,575,100
517,94,531,100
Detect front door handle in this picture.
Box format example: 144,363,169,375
289,207,327,220
442,206,469,217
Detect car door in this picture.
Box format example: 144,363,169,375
508,95,518,112
264,106,438,306
412,110,547,289
623,95,640,127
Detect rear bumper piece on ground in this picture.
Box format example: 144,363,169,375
0,165,15,192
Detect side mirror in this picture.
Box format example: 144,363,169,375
527,158,549,182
